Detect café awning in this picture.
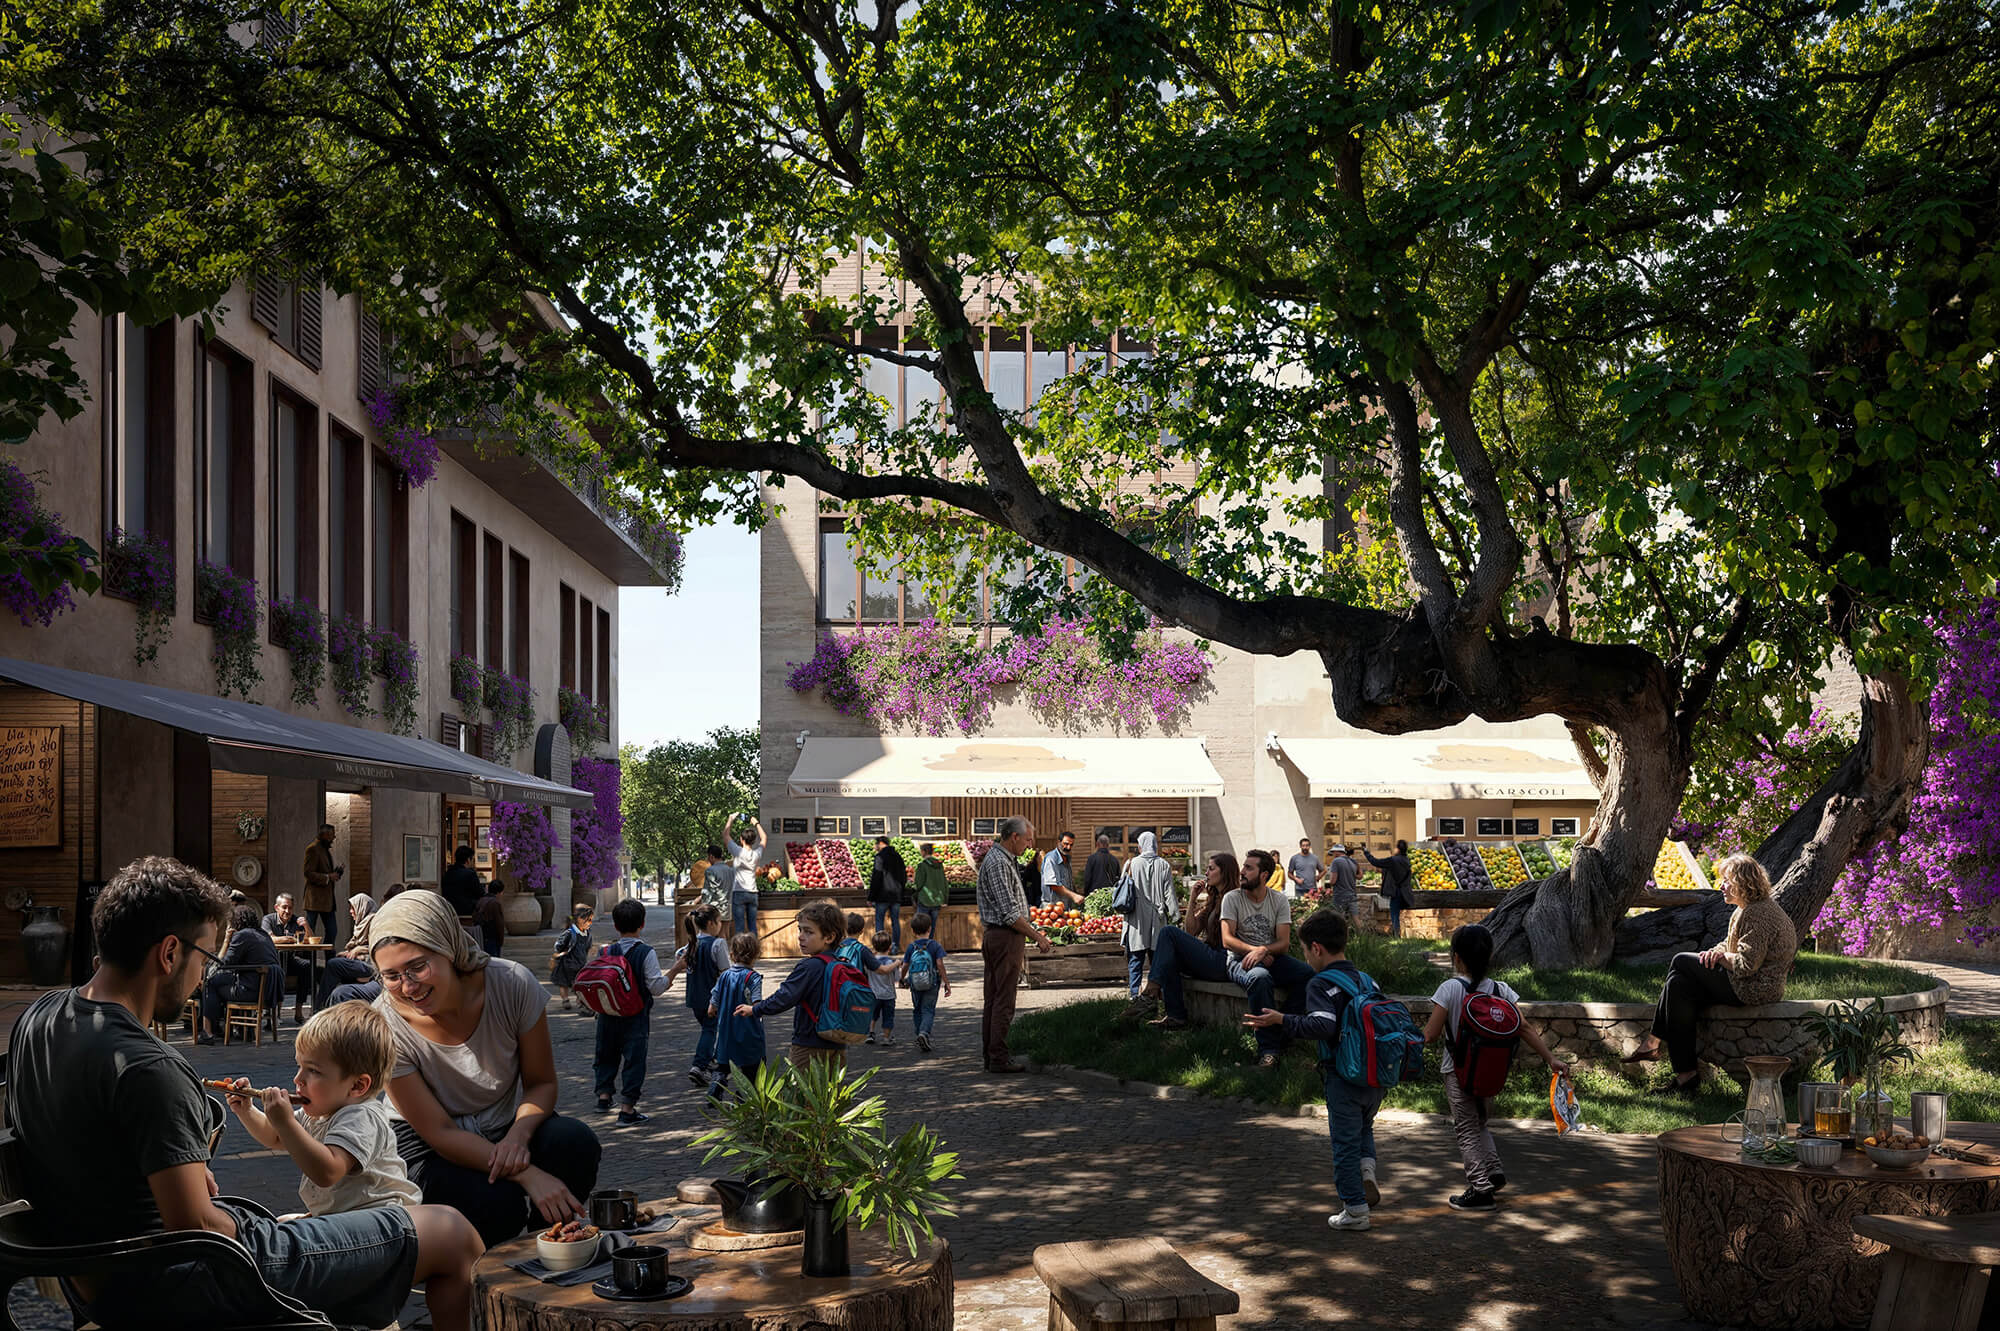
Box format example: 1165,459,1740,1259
1277,734,1599,800
0,656,592,809
787,736,1225,799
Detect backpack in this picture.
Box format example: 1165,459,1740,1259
1448,975,1523,1097
1319,966,1426,1090
906,943,938,993
685,933,725,1013
834,937,873,971
574,941,654,1018
805,952,876,1045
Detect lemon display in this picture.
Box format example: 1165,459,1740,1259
1654,841,1700,892
1478,843,1529,889
1411,845,1457,892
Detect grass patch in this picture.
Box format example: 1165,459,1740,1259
1490,952,1937,1005
1010,1001,1996,1137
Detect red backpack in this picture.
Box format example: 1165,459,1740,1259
1449,976,1523,1097
574,941,653,1017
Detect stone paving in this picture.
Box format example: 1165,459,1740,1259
27,917,2000,1327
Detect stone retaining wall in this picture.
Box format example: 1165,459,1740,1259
1180,978,1950,1078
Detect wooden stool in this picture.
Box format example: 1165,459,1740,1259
223,973,269,1047
1853,1212,2000,1331
1033,1238,1239,1331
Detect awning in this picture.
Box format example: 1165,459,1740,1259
1277,734,1599,800
787,736,1224,798
0,656,592,809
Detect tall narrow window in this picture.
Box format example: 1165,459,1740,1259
269,389,319,606
449,513,476,658
327,426,364,620
103,315,175,543
483,533,504,668
559,585,576,691
818,519,860,623
989,328,1027,416
371,452,407,634
198,338,253,575
509,551,530,683
596,607,611,725
579,595,595,700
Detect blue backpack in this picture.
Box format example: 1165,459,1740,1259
1319,967,1426,1090
905,942,938,993
807,952,876,1045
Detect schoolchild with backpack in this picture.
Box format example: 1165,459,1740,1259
1422,924,1569,1210
902,912,950,1052
736,900,874,1069
706,930,767,1097
581,899,670,1125
664,906,729,1087
549,904,594,1010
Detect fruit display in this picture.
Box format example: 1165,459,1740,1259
1653,841,1704,892
1029,903,1084,930
1550,837,1577,868
1518,840,1559,877
1410,845,1456,892
769,877,805,893
891,835,922,867
1441,839,1493,890
815,838,863,889
938,841,977,884
785,842,827,889
967,839,994,864
1478,843,1529,889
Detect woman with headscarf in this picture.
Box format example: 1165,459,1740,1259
314,892,383,1007
371,890,599,1246
1118,832,1181,998
1121,850,1236,1026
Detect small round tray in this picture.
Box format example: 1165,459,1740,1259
687,1220,803,1252
591,1274,694,1303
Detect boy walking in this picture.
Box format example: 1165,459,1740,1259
737,900,849,1070
1245,910,1380,1231
865,929,902,1045
549,904,594,1009
590,899,671,1125
903,913,950,1052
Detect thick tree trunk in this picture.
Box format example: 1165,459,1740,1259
1612,671,1929,963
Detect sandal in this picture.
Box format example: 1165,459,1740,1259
1622,1042,1662,1064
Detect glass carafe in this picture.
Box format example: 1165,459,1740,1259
1852,1062,1895,1142
1742,1055,1792,1151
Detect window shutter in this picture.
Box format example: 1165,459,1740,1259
296,276,323,370
258,12,294,49
478,725,499,763
441,713,463,750
358,311,383,405
251,274,282,332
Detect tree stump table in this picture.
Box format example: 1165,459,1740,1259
1657,1122,2000,1330
474,1200,954,1331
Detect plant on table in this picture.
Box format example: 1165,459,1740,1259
1804,996,1917,1140
195,560,262,700
696,1060,958,1256
269,594,326,706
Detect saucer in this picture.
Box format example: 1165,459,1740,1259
591,1274,693,1303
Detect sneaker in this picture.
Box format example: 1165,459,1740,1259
596,1098,614,1114
1117,994,1161,1025
865,1034,876,1045
688,1068,709,1088
1328,1207,1371,1231
1363,1176,1381,1207
1146,1014,1188,1030
195,1033,218,1046
880,1035,896,1047
917,1032,932,1052
1448,1188,1497,1211
1488,1171,1507,1194
616,1109,650,1126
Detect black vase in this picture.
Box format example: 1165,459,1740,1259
801,1193,849,1278
20,906,69,987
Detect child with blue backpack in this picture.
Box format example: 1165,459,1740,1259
902,913,950,1053
664,905,728,1087
706,930,766,1097
737,900,859,1069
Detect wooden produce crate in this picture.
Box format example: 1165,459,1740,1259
1024,940,1128,989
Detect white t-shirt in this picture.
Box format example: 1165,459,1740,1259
1221,888,1292,949
296,1098,422,1216
1430,975,1520,1075
728,836,762,894
868,953,900,1001
376,956,550,1138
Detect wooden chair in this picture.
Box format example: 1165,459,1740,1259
221,968,274,1046
1853,1213,2000,1331
1034,1238,1240,1331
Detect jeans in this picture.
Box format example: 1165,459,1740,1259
732,893,759,936
481,925,505,956
85,1201,419,1331
911,985,939,1037
1389,907,1403,938
1150,927,1231,1021
873,901,901,949
1126,948,1150,997
1324,1070,1384,1210
690,1011,719,1071
325,980,382,1006
594,1012,651,1106
871,995,895,1033
201,968,280,1034
1229,953,1317,1053
395,1113,601,1249
981,927,1026,1067
316,955,373,1006
1652,951,1741,1075
912,904,939,932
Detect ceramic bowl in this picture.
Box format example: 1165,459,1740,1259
1794,1137,1843,1168
1864,1143,1931,1170
537,1228,603,1269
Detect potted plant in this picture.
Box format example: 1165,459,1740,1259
1804,996,1916,1140
694,1060,958,1277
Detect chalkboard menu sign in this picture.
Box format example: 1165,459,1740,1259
1160,825,1191,845
1477,818,1508,837
860,816,888,837
778,818,809,834
815,815,850,835
922,817,948,837
899,817,924,835
1552,818,1579,836
0,726,61,848
1513,818,1541,836
971,818,998,837
1437,817,1466,836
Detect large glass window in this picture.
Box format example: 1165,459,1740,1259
989,329,1026,415
270,394,315,603
105,316,151,535
450,513,475,658
327,428,363,619
860,556,900,621
860,330,898,419
198,342,251,572
819,520,860,622
904,337,939,426
371,453,404,632
509,550,531,680
1029,343,1067,414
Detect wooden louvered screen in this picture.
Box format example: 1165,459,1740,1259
440,713,463,750
296,278,322,369
928,798,1070,852
259,11,295,48
358,311,383,404
251,274,282,332
479,725,498,763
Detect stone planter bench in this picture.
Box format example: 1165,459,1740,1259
1179,978,1950,1079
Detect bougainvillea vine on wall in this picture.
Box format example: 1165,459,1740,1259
103,526,174,666
490,799,556,893
570,755,624,892
0,462,85,628
366,390,440,488
270,595,326,707
328,614,375,718
196,561,262,700
373,627,421,736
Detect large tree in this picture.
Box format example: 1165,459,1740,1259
621,728,761,886
10,0,1997,964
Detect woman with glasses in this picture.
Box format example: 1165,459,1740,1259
195,903,284,1045
369,890,600,1246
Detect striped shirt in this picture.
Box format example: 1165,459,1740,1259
977,843,1030,927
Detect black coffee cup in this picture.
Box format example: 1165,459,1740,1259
611,1244,669,1295
589,1189,639,1231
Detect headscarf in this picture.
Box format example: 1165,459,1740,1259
369,888,489,973
1136,831,1159,860
349,892,378,922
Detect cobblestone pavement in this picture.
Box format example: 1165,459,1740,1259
10,919,1728,1329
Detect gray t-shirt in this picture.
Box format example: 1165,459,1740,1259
1287,853,1322,893
376,956,549,1138
702,861,735,911
1327,855,1360,899
6,989,214,1244
297,1098,423,1216
1221,888,1293,949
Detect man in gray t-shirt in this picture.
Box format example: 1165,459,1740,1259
1325,847,1360,915
1286,840,1322,897
1218,849,1317,1062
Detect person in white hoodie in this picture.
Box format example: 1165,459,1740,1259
1118,832,1181,998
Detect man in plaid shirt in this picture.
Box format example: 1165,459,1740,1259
978,816,1053,1074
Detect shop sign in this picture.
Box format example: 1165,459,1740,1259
1477,818,1509,837
814,816,850,835
1551,818,1579,836
1437,817,1466,836
922,817,948,836
859,816,888,837
1160,825,1191,844
0,726,61,849
971,817,998,837
898,816,924,835
779,818,810,834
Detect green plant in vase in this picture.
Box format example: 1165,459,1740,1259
1803,996,1916,1141
695,1060,958,1276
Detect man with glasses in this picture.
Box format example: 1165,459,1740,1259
6,856,431,1331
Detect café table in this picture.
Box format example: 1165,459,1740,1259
272,938,336,1008
1658,1120,2000,1329
473,1198,953,1331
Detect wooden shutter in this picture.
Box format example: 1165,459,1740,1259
296,277,323,370
251,274,282,332
259,11,295,48
440,713,463,749
478,725,498,763
358,310,383,404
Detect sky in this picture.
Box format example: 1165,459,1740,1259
617,520,761,749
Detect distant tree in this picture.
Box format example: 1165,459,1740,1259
621,728,760,886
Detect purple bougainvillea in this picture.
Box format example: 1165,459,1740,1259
570,755,624,892
786,617,1213,734
482,665,536,758
270,595,326,707
103,526,175,666
328,614,375,718
366,390,440,488
196,561,262,699
490,799,556,893
558,685,605,748
0,462,83,628
620,513,684,592
372,627,421,735
449,653,482,712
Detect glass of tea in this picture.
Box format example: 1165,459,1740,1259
1811,1084,1852,1139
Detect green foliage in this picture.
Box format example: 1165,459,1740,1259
694,1060,959,1255
620,728,759,880
1803,996,1919,1083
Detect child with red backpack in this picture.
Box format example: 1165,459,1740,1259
582,898,670,1125
736,900,871,1069
1422,924,1569,1211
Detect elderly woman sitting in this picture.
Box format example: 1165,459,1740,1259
371,890,600,1246
316,891,382,1007
1625,853,1798,1096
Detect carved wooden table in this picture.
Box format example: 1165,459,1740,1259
1658,1122,2000,1329
474,1198,954,1330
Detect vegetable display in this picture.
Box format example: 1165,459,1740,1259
1478,843,1529,889
1518,840,1559,877
939,841,978,883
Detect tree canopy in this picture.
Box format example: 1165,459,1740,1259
621,727,761,882
7,0,1997,963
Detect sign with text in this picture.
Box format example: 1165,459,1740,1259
0,726,61,849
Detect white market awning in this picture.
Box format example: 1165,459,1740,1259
787,736,1225,799
1277,734,1599,800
